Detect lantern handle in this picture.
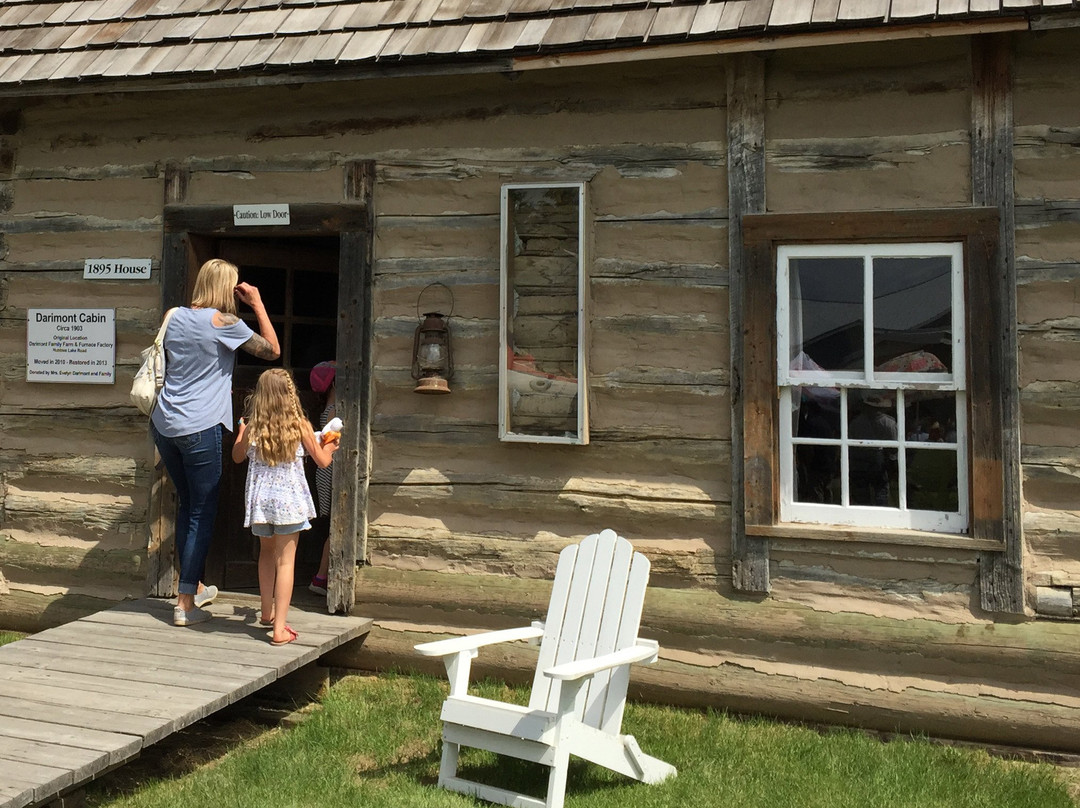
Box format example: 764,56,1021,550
416,282,455,321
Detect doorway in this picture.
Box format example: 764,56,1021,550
196,235,341,590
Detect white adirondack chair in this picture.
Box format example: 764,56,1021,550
414,529,677,808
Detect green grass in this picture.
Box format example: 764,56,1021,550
0,630,25,646
85,673,1076,808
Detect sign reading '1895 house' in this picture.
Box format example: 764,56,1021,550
27,308,116,384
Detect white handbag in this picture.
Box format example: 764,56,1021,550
130,307,178,416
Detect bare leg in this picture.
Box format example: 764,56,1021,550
317,539,329,580
271,533,299,644
258,536,276,624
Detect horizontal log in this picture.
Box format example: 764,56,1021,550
0,534,144,582
3,484,145,537
0,588,117,634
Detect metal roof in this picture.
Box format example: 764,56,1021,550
0,0,1074,91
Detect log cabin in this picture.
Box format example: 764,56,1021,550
1,0,1079,750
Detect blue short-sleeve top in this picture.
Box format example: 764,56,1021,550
150,307,254,437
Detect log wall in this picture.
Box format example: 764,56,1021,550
0,32,1079,747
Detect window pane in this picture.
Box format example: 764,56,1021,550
907,448,959,512
904,392,957,443
872,256,952,371
789,257,863,372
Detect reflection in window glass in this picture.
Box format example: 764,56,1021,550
873,257,952,370
500,184,587,444
789,257,863,371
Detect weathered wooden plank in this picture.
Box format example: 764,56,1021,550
0,733,111,784
727,51,769,594
0,759,70,806
971,33,1023,615
0,713,140,763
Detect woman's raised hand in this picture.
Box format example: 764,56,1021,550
234,282,264,310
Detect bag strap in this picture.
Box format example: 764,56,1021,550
154,307,179,347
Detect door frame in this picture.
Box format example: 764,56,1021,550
148,162,374,615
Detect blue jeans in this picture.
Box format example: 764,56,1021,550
152,423,223,596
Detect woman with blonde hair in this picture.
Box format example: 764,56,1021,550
151,258,280,627
231,369,338,646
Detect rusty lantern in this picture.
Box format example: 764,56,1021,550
411,283,455,395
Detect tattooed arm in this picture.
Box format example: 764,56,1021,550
232,282,281,360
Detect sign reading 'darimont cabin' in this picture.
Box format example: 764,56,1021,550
83,259,152,279
26,308,116,384
233,204,291,226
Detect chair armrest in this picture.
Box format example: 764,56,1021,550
415,624,545,658
543,640,660,682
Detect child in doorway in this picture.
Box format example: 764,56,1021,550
308,360,336,596
232,368,339,646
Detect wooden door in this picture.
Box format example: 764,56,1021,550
204,236,340,590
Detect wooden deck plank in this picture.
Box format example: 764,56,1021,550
0,595,371,808
0,714,142,763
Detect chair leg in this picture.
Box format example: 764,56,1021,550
544,750,570,808
438,738,461,785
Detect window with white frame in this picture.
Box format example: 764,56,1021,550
776,243,968,533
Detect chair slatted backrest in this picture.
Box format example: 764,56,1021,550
529,529,651,734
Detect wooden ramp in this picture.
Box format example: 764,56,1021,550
0,595,372,808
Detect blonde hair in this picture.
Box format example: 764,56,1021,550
191,259,238,315
244,369,308,466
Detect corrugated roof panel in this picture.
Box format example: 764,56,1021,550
541,12,592,43
337,27,393,60
650,4,697,36
278,6,334,34
428,22,472,51
889,0,938,18
478,18,527,47
89,20,137,46
100,43,152,75
195,11,247,39
378,24,421,56
769,0,815,26
514,16,553,45
345,1,392,28
233,8,293,36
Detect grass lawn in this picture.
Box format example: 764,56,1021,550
83,672,1078,808
0,630,24,646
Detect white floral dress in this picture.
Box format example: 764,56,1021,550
244,442,316,529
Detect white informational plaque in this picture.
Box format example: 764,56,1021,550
27,308,116,384
83,259,152,279
233,203,291,226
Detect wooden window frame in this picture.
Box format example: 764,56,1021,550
740,208,1011,554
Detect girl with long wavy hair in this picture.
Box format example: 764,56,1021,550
232,368,339,645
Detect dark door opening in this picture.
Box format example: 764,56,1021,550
193,235,341,590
